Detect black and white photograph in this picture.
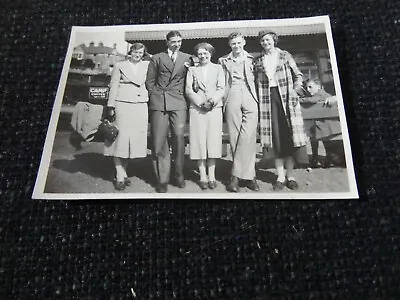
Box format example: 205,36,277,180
32,15,358,199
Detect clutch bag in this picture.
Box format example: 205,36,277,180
99,119,119,142
192,77,200,93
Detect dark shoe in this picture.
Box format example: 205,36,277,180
273,180,285,191
246,179,260,191
114,181,126,191
310,156,321,168
172,177,186,188
331,153,343,166
323,154,335,168
286,179,299,190
124,177,131,186
208,181,217,189
199,181,208,190
156,183,168,193
227,176,239,193
69,132,84,150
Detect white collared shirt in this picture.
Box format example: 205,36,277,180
262,49,279,87
168,49,177,62
227,50,250,62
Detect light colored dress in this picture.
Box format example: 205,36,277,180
185,63,225,159
104,60,150,158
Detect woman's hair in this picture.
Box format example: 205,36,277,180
258,30,279,45
166,30,182,41
306,77,322,87
128,43,147,57
194,42,215,57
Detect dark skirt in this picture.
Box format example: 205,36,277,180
270,87,308,164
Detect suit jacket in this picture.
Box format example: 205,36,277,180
107,60,150,107
145,51,192,111
218,51,258,110
185,63,225,109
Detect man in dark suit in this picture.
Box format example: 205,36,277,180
146,31,192,193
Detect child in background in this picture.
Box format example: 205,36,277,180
300,78,345,168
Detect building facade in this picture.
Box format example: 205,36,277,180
125,23,335,94
71,42,126,74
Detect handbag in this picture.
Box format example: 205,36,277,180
99,119,119,143
192,77,200,93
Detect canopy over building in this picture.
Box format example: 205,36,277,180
125,23,326,41
125,22,335,93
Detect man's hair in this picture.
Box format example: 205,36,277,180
306,77,322,87
166,31,182,41
227,32,244,41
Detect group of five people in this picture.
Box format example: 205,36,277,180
104,29,337,192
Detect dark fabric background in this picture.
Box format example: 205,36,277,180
1,1,400,299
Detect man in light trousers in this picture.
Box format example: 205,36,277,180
219,32,260,192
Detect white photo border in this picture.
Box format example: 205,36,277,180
32,15,359,200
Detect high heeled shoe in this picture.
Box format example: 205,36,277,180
124,177,131,186
208,181,217,189
114,180,126,191
273,180,285,191
286,179,299,190
198,181,208,190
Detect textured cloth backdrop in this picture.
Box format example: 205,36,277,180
1,1,400,299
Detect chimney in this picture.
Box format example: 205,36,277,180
98,41,104,47
113,43,117,49
89,42,95,47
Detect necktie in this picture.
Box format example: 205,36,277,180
171,52,177,63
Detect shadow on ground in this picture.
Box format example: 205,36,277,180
52,153,156,186
52,153,113,181
52,153,235,188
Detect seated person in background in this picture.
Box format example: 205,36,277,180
300,78,345,168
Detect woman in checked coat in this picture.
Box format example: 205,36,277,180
104,43,150,191
254,30,309,191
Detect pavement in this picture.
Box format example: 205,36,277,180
44,130,350,195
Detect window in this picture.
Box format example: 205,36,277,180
292,51,319,82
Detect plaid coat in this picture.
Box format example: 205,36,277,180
254,48,308,148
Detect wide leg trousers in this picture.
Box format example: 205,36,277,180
150,110,187,184
225,87,258,180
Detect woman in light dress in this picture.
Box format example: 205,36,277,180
104,43,150,191
185,43,225,190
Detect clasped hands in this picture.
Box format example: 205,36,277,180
199,99,216,112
